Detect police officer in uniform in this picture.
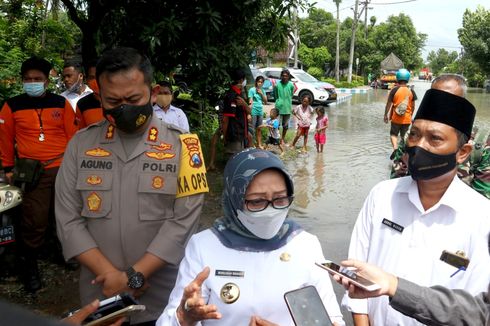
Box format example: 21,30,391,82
55,47,208,325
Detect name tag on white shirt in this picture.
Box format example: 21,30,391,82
382,218,404,233
215,270,245,278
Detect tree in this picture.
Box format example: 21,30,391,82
366,13,426,71
427,48,459,75
458,5,490,75
298,44,331,72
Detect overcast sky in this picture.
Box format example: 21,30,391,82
313,0,486,61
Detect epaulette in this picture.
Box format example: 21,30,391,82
163,121,188,134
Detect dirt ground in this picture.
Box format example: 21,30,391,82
0,169,224,320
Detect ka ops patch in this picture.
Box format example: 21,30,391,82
176,134,209,198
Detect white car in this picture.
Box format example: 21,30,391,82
259,67,337,104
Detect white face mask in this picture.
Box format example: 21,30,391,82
237,207,288,239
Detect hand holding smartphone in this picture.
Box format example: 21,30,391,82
284,286,332,326
316,261,381,291
65,293,145,326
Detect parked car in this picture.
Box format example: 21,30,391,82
259,67,337,104
250,67,274,101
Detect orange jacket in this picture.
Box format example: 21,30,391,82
0,92,82,169
76,93,104,126
389,86,416,125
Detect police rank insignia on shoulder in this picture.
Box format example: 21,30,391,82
87,192,101,211
176,134,209,198
147,127,158,142
85,147,112,157
106,125,115,139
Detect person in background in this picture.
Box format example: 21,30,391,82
156,148,344,326
76,62,104,126
273,69,294,145
291,95,314,152
0,56,82,292
261,108,283,154
55,47,207,325
222,69,251,157
153,80,189,132
346,88,490,325
383,68,417,157
314,106,329,153
248,75,267,148
61,60,93,111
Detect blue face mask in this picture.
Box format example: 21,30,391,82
23,82,45,97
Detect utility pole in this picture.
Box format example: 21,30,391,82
293,6,299,69
334,0,341,82
347,0,360,83
363,0,370,39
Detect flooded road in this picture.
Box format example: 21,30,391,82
286,80,490,324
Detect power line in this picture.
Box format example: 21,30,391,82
370,0,417,5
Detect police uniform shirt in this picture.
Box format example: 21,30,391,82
156,229,345,326
55,114,207,324
344,175,490,326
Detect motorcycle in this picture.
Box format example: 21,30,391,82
0,174,22,264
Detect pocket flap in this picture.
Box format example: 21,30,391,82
76,171,113,190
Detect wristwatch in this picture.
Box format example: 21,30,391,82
126,267,145,289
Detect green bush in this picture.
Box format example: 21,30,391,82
307,66,323,79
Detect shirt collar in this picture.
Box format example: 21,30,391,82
394,174,466,214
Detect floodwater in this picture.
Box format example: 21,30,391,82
285,80,490,325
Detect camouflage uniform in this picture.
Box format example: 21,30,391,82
391,128,490,199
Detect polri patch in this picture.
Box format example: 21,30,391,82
382,218,404,233
87,192,101,211
215,270,245,278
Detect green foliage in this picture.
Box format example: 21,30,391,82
0,2,81,102
458,5,490,75
299,9,426,78
307,67,323,79
298,44,331,73
427,48,459,75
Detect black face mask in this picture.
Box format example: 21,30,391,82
103,101,153,133
406,145,458,180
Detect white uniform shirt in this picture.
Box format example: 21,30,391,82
61,85,92,112
344,175,490,326
157,229,345,326
152,104,190,132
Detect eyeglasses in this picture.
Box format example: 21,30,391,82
244,196,294,212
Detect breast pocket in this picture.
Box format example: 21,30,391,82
138,174,177,221
76,171,113,218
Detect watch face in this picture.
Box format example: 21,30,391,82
128,272,145,289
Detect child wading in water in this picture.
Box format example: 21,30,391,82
314,106,328,153
260,108,284,154
291,95,314,152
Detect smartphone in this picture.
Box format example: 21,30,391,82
284,286,332,326
440,250,470,269
316,262,381,291
65,293,140,324
84,305,145,326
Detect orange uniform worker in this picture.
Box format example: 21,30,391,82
0,56,82,292
76,64,104,126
